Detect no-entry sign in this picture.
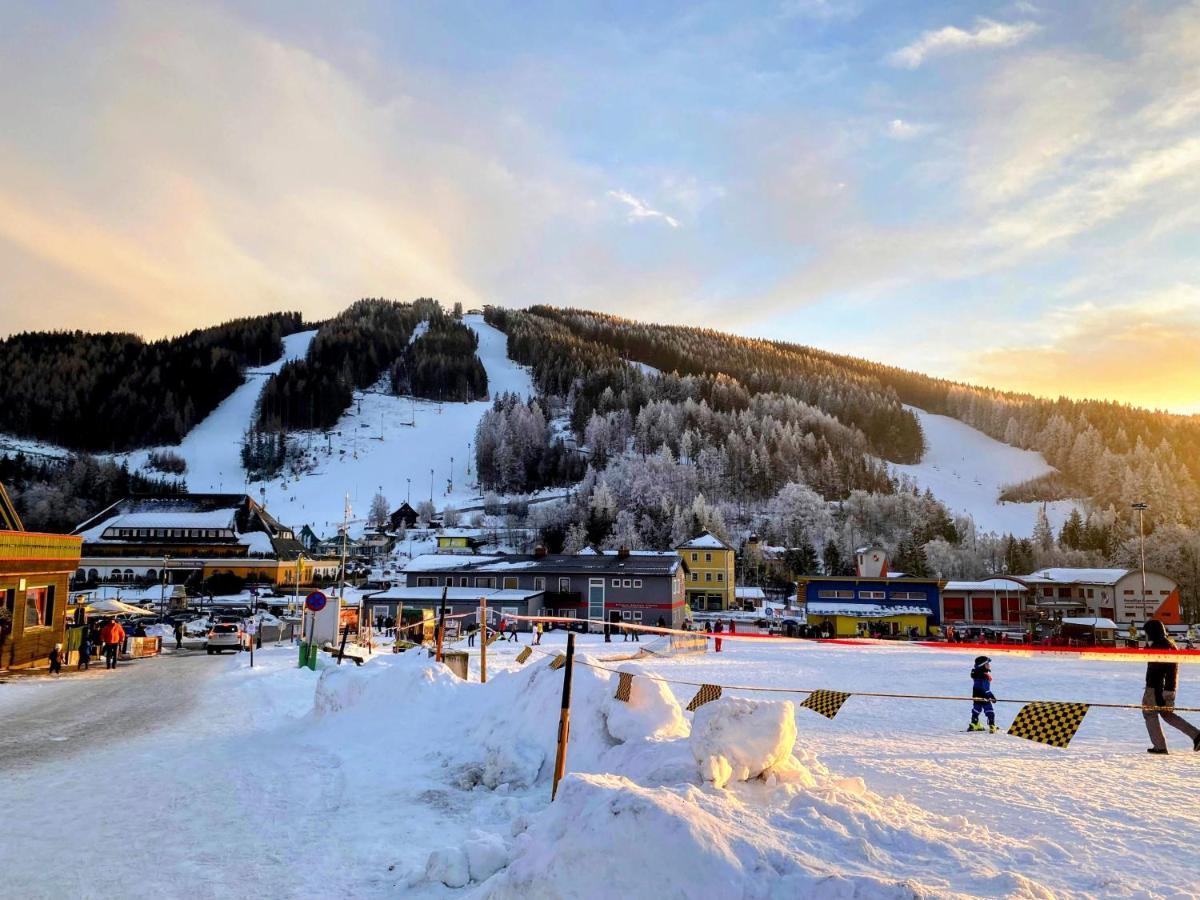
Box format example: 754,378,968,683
305,591,328,612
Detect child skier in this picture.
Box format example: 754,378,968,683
969,655,998,733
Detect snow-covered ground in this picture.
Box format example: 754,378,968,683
3,637,1196,898
256,314,534,534
894,406,1080,537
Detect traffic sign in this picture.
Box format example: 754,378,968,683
305,591,328,612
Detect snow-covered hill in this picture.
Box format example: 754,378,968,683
251,314,533,534
893,406,1079,536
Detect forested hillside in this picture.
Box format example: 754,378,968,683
391,307,488,402
0,313,302,451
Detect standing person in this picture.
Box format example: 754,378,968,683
78,630,93,670
728,618,737,636
969,656,998,733
101,619,126,670
467,622,477,647
714,619,724,653
508,620,519,642
497,617,506,641
174,620,184,650
534,621,543,645
49,643,63,675
1142,619,1200,755
631,621,640,642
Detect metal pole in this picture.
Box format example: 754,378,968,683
551,632,575,802
1133,502,1149,620
479,595,487,684
436,586,448,662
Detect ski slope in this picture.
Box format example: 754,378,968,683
894,406,1080,537
256,314,534,535
114,329,318,493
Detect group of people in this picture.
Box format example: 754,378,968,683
373,614,397,636
969,619,1200,754
49,618,128,674
703,618,739,652
465,616,528,646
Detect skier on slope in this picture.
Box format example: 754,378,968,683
969,656,998,733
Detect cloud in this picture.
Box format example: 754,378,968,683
962,288,1200,412
888,19,1039,69
607,189,681,228
885,118,926,140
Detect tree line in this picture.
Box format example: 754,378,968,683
0,312,302,451
390,308,488,402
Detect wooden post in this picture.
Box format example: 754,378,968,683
435,586,448,662
336,622,350,665
479,595,488,684
551,632,575,802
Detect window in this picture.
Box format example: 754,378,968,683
691,573,698,582
632,611,642,621
1086,588,1094,598
1123,590,1135,596
621,610,631,620
891,591,925,601
533,577,546,591
612,579,620,587
1100,607,1115,619
622,579,632,588
1042,587,1053,597
1057,588,1072,598
859,590,885,600
475,577,496,589
558,577,570,592
417,577,435,587
559,609,576,618
23,586,51,628
503,577,519,590
1160,590,1170,595
716,573,724,582
633,579,642,588
817,590,854,600
943,597,966,621
704,572,712,582
460,577,469,587
691,552,698,562
704,552,712,562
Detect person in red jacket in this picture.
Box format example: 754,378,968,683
100,619,126,670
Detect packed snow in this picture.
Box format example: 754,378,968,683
3,635,1198,898
894,406,1081,537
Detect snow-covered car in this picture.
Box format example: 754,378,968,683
205,622,245,654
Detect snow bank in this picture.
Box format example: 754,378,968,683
601,663,689,743
691,697,809,789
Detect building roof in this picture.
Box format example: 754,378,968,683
1022,568,1133,586
806,602,930,618
735,586,766,600
943,578,1029,593
403,551,682,577
1063,616,1118,629
677,532,731,551
366,586,544,602
797,575,942,586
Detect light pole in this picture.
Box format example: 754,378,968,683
406,478,411,504
430,468,434,504
1132,502,1149,620
159,554,170,620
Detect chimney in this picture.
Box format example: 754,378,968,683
534,545,548,558
618,546,631,559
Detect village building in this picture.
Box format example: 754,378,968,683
436,528,487,554
678,532,736,612
939,578,1030,628
1,482,82,670
399,548,688,628
72,493,339,589
363,586,544,631
389,502,420,530
1021,568,1181,625
795,547,942,636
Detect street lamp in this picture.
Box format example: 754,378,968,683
159,554,170,619
1132,502,1149,620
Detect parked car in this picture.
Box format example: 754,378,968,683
206,622,245,654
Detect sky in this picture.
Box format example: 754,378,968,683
1,1,1198,413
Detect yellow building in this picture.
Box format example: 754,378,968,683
805,605,929,638
677,532,735,612
436,528,486,554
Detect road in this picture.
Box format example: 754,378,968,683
0,650,218,772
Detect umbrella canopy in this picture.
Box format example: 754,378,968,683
85,598,155,617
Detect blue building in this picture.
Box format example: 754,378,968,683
796,574,944,636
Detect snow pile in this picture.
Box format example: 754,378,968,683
690,696,809,789
601,663,689,743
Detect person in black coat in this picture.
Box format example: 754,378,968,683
1142,618,1200,755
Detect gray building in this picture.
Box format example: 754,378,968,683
363,586,544,630
399,549,689,629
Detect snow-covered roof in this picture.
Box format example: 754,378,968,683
677,532,730,550
438,528,484,539
366,586,543,602
1023,568,1131,586
239,532,275,555
78,508,237,541
943,578,1029,593
1063,617,1118,629
404,554,501,572
805,602,930,618
735,586,766,600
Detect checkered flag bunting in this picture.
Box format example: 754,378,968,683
549,653,567,670
1007,702,1089,748
800,690,851,720
686,684,723,712
614,672,633,703
515,646,532,664
486,632,501,646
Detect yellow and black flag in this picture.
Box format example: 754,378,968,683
515,646,532,664
686,684,723,712
801,689,852,720
1008,702,1089,748
549,653,567,670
